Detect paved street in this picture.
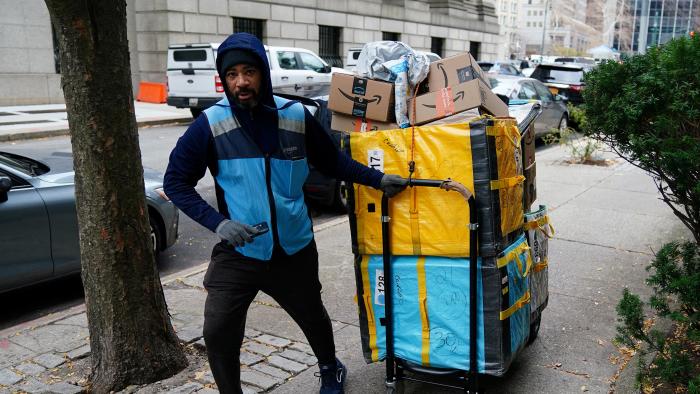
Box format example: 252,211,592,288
0,126,690,392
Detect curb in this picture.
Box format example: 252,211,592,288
0,117,192,143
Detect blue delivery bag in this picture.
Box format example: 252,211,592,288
355,235,532,376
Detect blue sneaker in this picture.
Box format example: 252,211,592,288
317,357,347,394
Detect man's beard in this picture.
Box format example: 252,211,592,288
233,88,259,109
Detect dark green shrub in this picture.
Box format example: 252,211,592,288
582,37,700,243
616,241,700,391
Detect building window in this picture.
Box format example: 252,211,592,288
319,25,342,67
470,41,481,60
382,31,401,41
51,23,60,74
431,37,444,57
527,22,531,27
233,17,264,41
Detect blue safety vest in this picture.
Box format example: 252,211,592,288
203,96,312,260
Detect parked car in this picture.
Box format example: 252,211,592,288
529,63,587,105
0,151,179,294
166,43,343,117
478,61,523,76
489,75,569,136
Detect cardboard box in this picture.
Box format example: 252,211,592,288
408,79,509,125
331,112,398,132
427,52,490,92
328,73,394,122
523,162,537,210
521,124,536,169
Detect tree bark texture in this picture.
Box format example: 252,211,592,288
43,1,187,392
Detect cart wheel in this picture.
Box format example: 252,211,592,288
385,379,403,394
528,315,542,345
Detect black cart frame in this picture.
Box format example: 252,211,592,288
381,178,481,394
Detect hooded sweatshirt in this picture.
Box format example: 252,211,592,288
164,33,383,260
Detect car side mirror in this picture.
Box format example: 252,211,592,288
0,176,11,203
322,65,331,73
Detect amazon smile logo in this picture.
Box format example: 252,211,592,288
338,89,383,104
421,90,465,109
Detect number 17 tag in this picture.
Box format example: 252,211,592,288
367,149,384,173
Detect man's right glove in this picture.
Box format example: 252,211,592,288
215,219,257,247
379,174,408,198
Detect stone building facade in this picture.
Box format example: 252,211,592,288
0,0,500,105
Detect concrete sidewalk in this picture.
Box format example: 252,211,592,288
0,141,690,393
0,101,192,142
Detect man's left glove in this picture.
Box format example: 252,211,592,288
215,219,256,247
379,174,408,198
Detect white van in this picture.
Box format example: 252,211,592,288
166,43,343,117
166,43,221,118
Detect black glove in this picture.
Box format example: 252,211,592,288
215,219,256,247
379,174,408,198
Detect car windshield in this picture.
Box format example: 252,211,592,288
479,62,493,71
0,152,50,176
490,78,517,97
532,66,584,84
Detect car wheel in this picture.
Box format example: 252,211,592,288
190,108,202,118
558,114,568,132
332,180,349,213
149,214,163,256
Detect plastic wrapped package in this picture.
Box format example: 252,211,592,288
384,57,411,127
355,41,430,127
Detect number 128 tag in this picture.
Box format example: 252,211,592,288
367,149,384,173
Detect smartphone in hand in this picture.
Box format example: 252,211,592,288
250,222,269,238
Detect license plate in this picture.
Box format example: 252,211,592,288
189,98,198,107
548,87,559,95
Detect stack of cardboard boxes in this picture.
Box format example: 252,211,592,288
328,51,508,131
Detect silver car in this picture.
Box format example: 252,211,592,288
490,75,569,136
0,151,178,293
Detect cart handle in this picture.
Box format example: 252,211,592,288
402,177,474,204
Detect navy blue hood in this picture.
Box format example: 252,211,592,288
215,33,275,110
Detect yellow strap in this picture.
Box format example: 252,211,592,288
523,215,549,230
417,256,430,366
545,222,556,238
490,175,525,190
500,291,531,320
524,215,556,238
533,259,548,273
514,247,532,279
497,245,532,285
360,256,379,362
486,121,521,147
410,188,422,255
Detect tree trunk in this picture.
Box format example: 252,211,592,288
44,1,187,392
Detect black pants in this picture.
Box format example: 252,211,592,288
202,240,335,394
